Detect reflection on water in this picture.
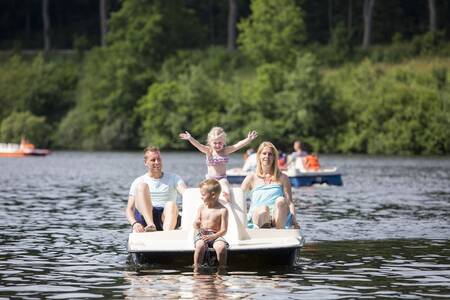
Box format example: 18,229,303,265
0,152,449,298
122,240,450,299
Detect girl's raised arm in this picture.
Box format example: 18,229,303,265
224,130,258,154
179,131,210,154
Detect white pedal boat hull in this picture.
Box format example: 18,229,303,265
128,188,304,267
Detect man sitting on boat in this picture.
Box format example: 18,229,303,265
287,140,308,172
241,141,300,229
126,145,187,232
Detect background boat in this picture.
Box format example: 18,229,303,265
227,167,343,187
0,140,50,157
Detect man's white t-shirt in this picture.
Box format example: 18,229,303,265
129,172,184,208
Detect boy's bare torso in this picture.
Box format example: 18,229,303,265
199,204,226,233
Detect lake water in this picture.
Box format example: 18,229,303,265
1,152,449,299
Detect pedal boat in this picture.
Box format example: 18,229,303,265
128,188,304,267
226,168,343,187
0,141,50,157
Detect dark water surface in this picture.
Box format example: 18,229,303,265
1,152,449,299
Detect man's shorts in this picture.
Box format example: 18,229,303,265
134,207,181,231
194,230,229,248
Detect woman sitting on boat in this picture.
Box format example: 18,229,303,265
241,141,300,229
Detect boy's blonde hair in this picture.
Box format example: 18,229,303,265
199,179,222,201
207,127,227,145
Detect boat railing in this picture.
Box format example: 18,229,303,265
0,143,20,151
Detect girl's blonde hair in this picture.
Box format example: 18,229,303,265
207,127,227,145
256,141,281,181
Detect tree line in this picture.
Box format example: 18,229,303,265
1,0,448,51
0,0,449,155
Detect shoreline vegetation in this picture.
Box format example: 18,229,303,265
0,1,448,155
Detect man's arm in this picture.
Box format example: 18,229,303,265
126,195,144,232
176,180,188,196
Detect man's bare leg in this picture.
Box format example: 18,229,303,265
134,182,156,230
162,201,179,231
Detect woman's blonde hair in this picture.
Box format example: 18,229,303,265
256,141,281,180
207,126,227,145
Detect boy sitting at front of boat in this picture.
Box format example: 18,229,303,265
193,179,229,270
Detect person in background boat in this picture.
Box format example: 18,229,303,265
242,148,257,172
277,149,288,171
193,179,229,270
287,140,308,172
241,141,300,229
179,127,258,201
20,137,35,150
126,145,187,233
304,153,321,171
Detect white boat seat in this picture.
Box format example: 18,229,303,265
181,187,250,245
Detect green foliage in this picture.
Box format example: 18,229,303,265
238,0,306,65
160,47,247,82
0,56,31,120
327,61,450,154
58,0,206,150
239,53,336,150
0,54,78,124
52,108,85,149
138,65,225,149
412,31,446,56
0,111,51,147
108,0,205,65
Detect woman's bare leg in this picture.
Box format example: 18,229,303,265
252,206,271,228
273,197,289,229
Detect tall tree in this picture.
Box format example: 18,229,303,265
238,0,306,65
362,0,375,49
328,0,333,42
428,0,436,32
227,0,238,51
99,0,108,46
347,0,352,35
42,0,50,53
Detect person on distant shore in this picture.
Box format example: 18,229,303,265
241,141,300,229
288,140,308,171
193,179,229,269
126,146,187,232
180,127,257,201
